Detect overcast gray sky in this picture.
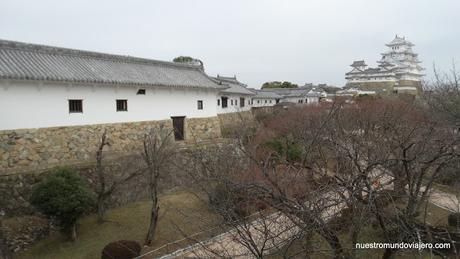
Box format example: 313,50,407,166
1,0,459,88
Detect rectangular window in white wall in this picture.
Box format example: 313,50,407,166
116,99,128,111
69,99,83,113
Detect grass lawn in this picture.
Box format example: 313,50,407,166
15,188,221,259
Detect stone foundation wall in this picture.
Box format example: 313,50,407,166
217,111,255,128
346,81,396,94
346,80,422,96
217,111,256,137
0,155,166,217
185,116,222,142
397,80,422,95
1,138,236,217
0,116,221,175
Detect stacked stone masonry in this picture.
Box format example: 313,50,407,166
0,116,221,175
217,110,255,129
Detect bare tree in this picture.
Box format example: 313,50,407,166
95,129,146,223
161,99,459,258
426,63,460,127
142,126,177,246
315,99,460,258
175,142,303,259
179,111,353,258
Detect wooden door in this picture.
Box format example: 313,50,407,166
171,116,185,141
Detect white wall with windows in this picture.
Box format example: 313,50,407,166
283,97,305,104
282,96,320,105
0,81,220,130
251,98,277,107
306,96,320,104
216,94,252,114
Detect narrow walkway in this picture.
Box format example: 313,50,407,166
426,187,459,212
157,190,346,259
144,175,459,259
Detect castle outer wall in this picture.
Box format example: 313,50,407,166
0,116,221,175
345,80,422,96
0,80,224,175
0,81,220,131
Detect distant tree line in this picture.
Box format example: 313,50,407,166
173,56,194,63
173,56,202,65
261,81,298,89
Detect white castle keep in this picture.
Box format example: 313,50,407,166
345,35,424,95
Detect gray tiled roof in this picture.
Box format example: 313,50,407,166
215,75,245,85
212,75,254,95
220,84,255,95
362,68,384,74
251,90,283,99
386,36,413,46
351,60,366,67
259,88,309,97
0,39,223,89
378,61,395,67
254,87,325,98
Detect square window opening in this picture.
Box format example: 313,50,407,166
69,99,83,113
116,99,128,111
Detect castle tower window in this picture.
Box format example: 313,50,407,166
197,100,203,110
116,99,128,111
221,97,228,108
69,99,83,113
136,89,146,95
217,99,220,106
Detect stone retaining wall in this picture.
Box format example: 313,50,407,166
345,80,422,96
217,111,256,137
0,116,221,175
0,138,234,217
346,81,396,94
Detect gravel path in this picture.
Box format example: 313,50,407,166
144,174,459,259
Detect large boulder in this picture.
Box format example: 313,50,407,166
101,240,141,259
